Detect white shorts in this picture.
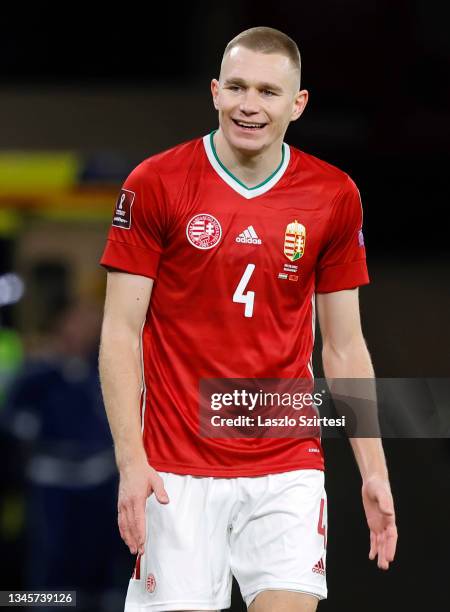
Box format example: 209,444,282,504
125,469,327,611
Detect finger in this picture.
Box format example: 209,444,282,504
151,476,170,504
131,500,147,555
122,501,140,554
117,512,127,542
369,530,377,560
376,533,385,569
377,533,388,570
118,507,132,547
118,511,135,553
385,525,398,562
127,497,145,553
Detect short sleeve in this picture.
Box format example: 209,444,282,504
100,161,166,279
315,176,369,293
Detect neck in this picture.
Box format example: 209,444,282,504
213,129,284,188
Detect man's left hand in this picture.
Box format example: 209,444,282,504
362,475,398,570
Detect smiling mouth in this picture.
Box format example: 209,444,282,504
232,119,267,130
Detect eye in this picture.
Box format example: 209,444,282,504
262,89,275,96
228,85,241,92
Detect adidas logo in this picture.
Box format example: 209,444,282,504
312,558,325,575
236,226,262,245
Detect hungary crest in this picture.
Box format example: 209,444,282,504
186,213,222,250
284,220,306,261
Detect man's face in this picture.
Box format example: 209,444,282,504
211,46,308,156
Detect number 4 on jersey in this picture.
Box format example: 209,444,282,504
233,264,255,318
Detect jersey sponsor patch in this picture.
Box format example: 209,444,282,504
284,220,306,261
112,188,135,230
186,213,222,250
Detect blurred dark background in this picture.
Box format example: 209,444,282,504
0,1,448,611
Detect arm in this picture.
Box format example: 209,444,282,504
317,288,397,570
99,270,169,555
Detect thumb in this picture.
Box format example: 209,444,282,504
152,479,170,504
377,491,394,515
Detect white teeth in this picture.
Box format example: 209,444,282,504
236,121,264,128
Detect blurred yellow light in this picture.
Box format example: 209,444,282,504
0,209,21,235
0,152,79,193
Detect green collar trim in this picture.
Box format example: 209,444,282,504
209,130,285,191
203,131,290,199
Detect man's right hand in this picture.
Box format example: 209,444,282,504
117,459,169,555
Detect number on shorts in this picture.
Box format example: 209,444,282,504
317,497,327,548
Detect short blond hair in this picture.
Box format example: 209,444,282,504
222,26,301,88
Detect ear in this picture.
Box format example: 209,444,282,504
211,79,220,110
291,89,309,122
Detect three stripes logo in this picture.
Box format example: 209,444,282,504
236,225,262,245
312,557,325,576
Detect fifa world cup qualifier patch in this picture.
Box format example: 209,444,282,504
112,188,135,230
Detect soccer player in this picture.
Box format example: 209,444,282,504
99,26,397,612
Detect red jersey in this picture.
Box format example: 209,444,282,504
100,132,369,476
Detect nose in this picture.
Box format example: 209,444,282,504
239,88,260,115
